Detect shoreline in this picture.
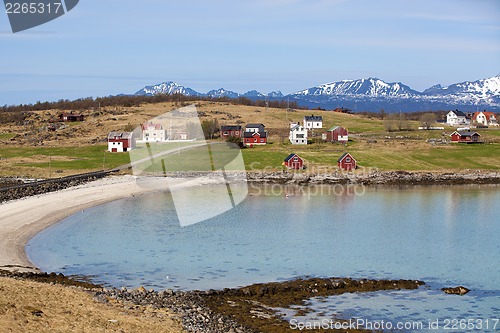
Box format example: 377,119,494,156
0,171,499,273
0,176,162,272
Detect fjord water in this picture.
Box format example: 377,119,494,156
27,184,499,329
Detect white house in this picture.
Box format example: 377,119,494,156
141,122,166,142
289,123,308,145
472,111,498,127
446,110,469,126
304,115,323,129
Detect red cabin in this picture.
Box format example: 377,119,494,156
450,131,480,143
283,153,304,170
337,152,356,171
58,112,85,122
220,125,243,138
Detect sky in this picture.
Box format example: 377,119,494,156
0,0,499,106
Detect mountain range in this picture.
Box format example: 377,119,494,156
134,75,500,112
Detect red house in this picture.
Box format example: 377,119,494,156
450,131,480,143
338,152,356,171
283,153,304,170
243,124,268,147
108,132,135,152
220,125,243,138
58,112,85,122
243,131,267,146
324,126,348,143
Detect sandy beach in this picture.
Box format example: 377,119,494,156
0,176,164,272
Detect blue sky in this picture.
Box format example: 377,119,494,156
0,0,499,105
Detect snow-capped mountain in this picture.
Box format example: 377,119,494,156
206,88,240,99
289,75,500,111
133,75,500,112
267,91,284,98
422,75,500,105
135,81,201,96
293,77,420,98
242,90,266,98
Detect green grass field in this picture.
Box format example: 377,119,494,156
0,145,130,174
1,105,499,178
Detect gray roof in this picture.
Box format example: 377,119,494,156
221,125,242,131
304,115,323,122
454,131,480,137
108,132,133,139
449,110,466,117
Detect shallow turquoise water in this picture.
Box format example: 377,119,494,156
27,184,500,331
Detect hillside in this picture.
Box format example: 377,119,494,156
0,101,499,178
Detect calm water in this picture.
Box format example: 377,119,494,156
27,184,500,331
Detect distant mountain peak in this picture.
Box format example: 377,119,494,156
293,77,419,98
133,75,500,112
206,88,240,98
135,81,201,96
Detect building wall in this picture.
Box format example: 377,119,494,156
108,140,125,152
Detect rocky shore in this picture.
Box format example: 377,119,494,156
1,270,427,333
1,170,498,203
245,170,500,185
0,171,110,203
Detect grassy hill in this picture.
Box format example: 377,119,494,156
0,101,498,178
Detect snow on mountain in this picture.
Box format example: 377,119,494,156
292,77,420,98
133,75,500,112
267,91,284,98
135,81,201,96
422,75,500,105
206,88,240,99
242,90,265,98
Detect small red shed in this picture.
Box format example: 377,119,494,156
450,131,480,143
324,126,348,143
221,125,243,138
283,153,304,170
338,152,356,171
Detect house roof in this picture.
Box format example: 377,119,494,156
290,124,306,131
451,131,480,137
108,132,133,139
245,123,265,128
243,131,267,138
333,107,352,113
304,115,323,122
142,123,163,130
473,111,497,121
284,153,301,162
327,125,347,132
337,152,356,163
221,125,242,131
449,110,466,117
59,112,84,118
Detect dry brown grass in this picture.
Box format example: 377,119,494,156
0,277,184,333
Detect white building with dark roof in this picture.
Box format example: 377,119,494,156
446,110,470,126
304,115,323,129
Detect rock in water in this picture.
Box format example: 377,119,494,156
441,286,470,295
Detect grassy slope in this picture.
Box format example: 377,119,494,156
0,102,499,177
